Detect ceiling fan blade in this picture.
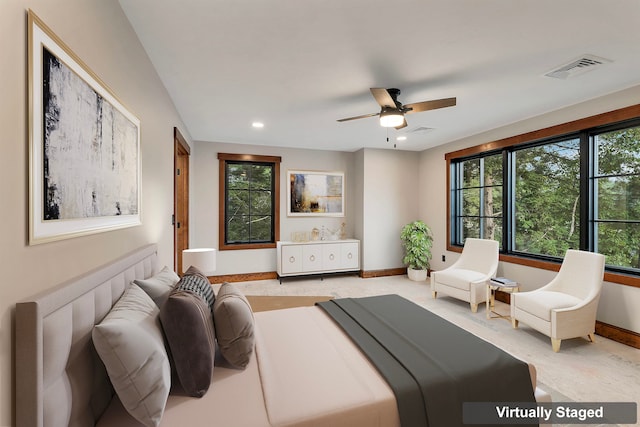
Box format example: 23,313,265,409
370,88,397,108
337,112,380,122
404,97,457,114
395,118,408,130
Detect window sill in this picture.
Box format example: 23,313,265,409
220,242,276,251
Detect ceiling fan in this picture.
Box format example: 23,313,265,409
337,88,456,129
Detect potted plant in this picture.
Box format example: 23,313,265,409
400,220,433,281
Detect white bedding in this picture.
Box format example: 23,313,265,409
256,307,400,427
97,306,400,427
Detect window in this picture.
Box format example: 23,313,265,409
513,137,580,257
451,153,503,245
218,153,281,250
446,104,640,283
592,125,640,271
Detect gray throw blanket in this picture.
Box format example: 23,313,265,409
317,295,537,427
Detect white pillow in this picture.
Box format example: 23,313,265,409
93,284,170,427
133,266,180,308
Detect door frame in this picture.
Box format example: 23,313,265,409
174,127,190,274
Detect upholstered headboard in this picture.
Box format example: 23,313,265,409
15,244,160,427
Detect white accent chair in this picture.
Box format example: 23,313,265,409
511,249,605,352
430,238,499,313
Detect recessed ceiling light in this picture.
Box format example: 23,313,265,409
252,122,264,128
396,136,407,141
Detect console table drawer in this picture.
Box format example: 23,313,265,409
322,244,342,270
340,242,359,269
280,245,302,274
302,244,323,272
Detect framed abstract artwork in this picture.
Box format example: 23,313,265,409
28,10,141,244
287,170,344,217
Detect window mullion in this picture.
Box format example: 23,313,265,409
453,162,462,244
479,158,485,239
502,150,510,253
457,163,463,243
247,165,253,242
581,131,591,251
224,163,231,243
508,150,517,253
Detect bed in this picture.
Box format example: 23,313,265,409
15,244,550,427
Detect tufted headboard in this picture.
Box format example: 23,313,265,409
15,244,160,427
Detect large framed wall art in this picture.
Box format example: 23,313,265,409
28,10,141,245
288,170,344,217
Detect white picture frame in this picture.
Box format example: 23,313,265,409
28,11,141,245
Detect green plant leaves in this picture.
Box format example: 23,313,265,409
400,220,433,270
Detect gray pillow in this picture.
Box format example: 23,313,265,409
160,275,217,397
213,283,255,369
93,284,170,427
134,266,180,308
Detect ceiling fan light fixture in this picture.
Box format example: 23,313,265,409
379,108,404,128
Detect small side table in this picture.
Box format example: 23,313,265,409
486,278,519,320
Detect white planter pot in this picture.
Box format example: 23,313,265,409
407,268,428,282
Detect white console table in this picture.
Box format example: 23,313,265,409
276,239,360,283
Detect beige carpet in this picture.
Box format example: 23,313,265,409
245,295,333,312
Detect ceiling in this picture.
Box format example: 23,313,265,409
118,0,640,152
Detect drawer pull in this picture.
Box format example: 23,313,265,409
347,253,353,259
310,255,316,261
329,254,335,260
289,256,296,263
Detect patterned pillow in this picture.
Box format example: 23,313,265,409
177,266,215,314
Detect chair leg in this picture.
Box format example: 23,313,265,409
470,303,478,313
432,291,437,299
551,338,562,352
511,318,518,329
588,333,596,343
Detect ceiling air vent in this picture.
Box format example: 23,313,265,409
544,54,612,80
408,126,434,134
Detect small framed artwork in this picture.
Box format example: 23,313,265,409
288,170,344,217
28,10,141,244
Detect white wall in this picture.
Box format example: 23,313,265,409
191,143,420,275
360,149,420,270
420,84,640,334
191,141,356,275
0,1,186,424
352,149,365,244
